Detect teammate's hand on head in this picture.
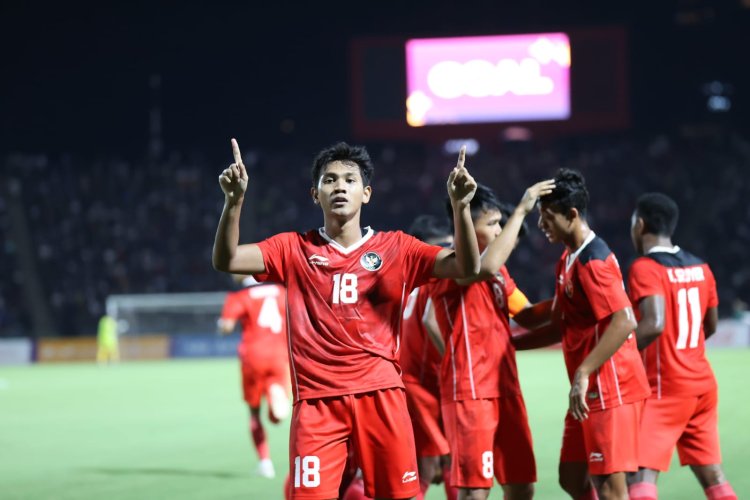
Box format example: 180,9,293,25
569,369,590,421
219,138,249,202
518,179,556,215
447,145,477,208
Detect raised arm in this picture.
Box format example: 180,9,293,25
457,180,555,285
212,139,266,274
433,146,480,279
634,295,666,350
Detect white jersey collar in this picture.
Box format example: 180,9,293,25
565,230,596,272
646,245,680,255
318,226,374,255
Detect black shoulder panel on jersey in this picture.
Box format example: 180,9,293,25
578,236,612,264
646,249,705,268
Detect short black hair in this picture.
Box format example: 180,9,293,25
311,142,374,187
445,183,502,226
408,214,451,243
499,201,528,239
539,168,589,217
635,192,679,236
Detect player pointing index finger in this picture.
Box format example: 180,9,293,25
231,138,248,180
212,140,481,499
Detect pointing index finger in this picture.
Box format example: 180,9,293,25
456,145,466,170
231,138,243,165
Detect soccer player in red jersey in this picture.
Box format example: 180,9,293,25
429,181,554,500
213,139,480,500
514,169,650,500
218,275,290,478
626,193,737,500
399,214,455,500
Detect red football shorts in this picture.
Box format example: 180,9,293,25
442,394,536,489
404,380,450,458
560,401,643,476
289,388,420,500
638,388,721,471
241,357,289,408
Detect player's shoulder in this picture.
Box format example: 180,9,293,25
644,247,706,268
578,235,613,265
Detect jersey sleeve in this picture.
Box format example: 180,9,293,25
220,292,244,321
402,233,444,288
254,232,293,284
627,258,665,305
705,265,719,308
578,257,632,321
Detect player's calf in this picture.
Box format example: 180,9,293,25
691,465,736,500
591,472,628,500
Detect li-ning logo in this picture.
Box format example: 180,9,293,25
308,254,329,267
360,251,383,271
589,452,604,463
402,471,417,484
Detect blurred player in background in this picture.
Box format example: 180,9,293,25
213,139,480,499
626,193,737,500
514,169,650,500
96,313,119,364
430,181,554,500
400,214,455,500
218,274,290,479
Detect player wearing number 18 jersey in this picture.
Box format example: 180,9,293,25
218,276,290,478
626,193,736,500
213,139,480,499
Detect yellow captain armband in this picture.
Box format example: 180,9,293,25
508,288,531,317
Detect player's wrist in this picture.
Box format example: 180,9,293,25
225,193,245,207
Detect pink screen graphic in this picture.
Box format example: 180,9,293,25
406,33,571,126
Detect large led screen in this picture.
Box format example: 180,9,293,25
406,33,571,126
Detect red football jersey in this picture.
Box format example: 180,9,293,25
255,228,443,402
430,265,521,401
628,246,718,398
221,283,289,365
553,233,649,412
400,285,441,394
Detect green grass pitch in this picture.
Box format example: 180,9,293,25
1,350,748,499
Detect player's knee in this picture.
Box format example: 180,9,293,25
502,482,534,500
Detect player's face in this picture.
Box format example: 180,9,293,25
312,161,371,218
473,209,502,252
537,203,569,243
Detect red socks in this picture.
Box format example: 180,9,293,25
250,416,269,460
705,483,737,500
629,482,658,500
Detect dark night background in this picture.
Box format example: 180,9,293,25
2,1,748,158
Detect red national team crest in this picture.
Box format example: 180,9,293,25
360,251,383,271
565,279,574,298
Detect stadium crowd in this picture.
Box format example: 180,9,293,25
1,126,749,337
